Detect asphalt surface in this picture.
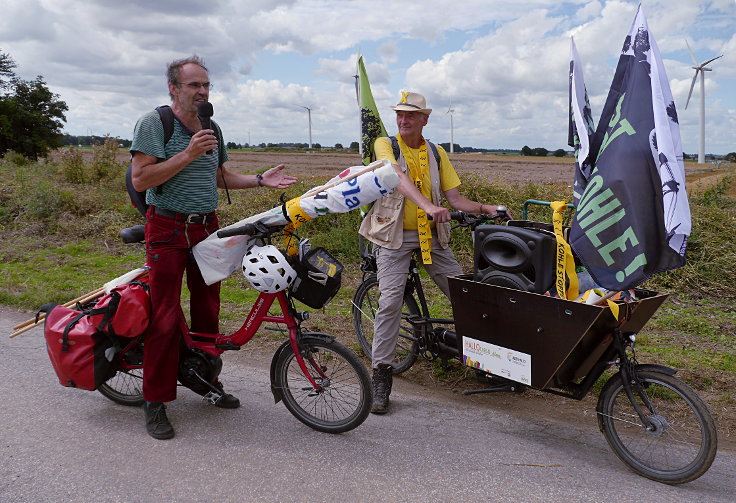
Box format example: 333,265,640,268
1,305,734,502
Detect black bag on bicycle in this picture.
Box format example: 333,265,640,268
290,247,343,309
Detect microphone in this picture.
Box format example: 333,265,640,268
197,102,214,155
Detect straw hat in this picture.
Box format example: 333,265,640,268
390,91,432,115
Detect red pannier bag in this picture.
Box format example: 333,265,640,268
87,282,150,338
43,305,117,390
40,281,151,390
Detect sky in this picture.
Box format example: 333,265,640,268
1,0,734,155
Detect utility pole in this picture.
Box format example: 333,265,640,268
300,106,312,149
446,106,454,153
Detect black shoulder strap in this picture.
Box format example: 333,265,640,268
389,135,441,168
390,135,400,162
155,105,175,145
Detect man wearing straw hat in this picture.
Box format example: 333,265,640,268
130,55,296,439
359,91,508,414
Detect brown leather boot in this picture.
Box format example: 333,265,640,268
370,363,393,414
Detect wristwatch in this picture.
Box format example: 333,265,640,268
256,173,264,187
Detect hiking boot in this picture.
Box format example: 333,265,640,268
197,381,241,409
215,393,240,408
144,402,175,440
370,363,393,415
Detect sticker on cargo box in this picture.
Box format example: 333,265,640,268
462,337,531,386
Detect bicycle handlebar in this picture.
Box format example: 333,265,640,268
216,221,283,239
216,224,257,239
448,206,510,227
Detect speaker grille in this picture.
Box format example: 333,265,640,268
473,225,556,293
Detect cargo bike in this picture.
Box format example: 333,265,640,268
352,206,717,484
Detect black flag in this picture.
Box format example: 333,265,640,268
568,37,595,207
569,5,690,291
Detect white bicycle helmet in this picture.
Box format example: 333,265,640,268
241,245,297,293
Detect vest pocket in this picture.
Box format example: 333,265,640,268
368,192,402,242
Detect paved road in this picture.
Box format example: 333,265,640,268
1,306,734,502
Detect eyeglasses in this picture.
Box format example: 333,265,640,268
180,81,212,91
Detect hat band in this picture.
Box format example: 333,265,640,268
396,103,422,109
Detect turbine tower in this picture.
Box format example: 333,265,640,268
446,105,454,154
300,105,313,149
684,40,722,164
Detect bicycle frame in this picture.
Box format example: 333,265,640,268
402,257,458,361
116,285,326,392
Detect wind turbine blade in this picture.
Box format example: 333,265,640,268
685,40,699,66
685,70,698,110
701,54,723,67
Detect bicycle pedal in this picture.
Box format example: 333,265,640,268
202,391,223,405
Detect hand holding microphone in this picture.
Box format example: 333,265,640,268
197,102,215,155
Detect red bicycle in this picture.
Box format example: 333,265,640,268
98,222,371,434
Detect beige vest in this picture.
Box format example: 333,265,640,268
359,141,451,250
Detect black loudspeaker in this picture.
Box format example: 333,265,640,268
473,225,556,294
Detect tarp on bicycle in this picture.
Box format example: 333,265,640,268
193,160,400,285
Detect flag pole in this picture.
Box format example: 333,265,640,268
355,54,363,160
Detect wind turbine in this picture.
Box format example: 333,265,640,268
299,105,313,149
446,105,454,153
684,40,722,164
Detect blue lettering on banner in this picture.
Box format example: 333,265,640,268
373,175,388,195
341,177,362,209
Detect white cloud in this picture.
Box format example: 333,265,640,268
0,0,732,153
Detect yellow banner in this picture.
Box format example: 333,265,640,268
396,135,433,264
550,201,579,300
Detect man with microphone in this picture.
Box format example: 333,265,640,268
130,55,296,440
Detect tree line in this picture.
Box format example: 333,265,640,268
0,50,67,159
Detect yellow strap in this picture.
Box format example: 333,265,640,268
282,222,299,258
396,135,433,264
606,297,620,320
580,288,620,320
283,197,313,258
550,201,579,300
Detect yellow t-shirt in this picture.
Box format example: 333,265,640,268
374,136,461,230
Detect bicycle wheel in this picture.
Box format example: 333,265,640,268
98,344,144,406
274,338,371,434
351,274,419,374
597,370,717,484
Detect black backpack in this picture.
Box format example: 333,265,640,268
125,106,175,218
125,105,228,219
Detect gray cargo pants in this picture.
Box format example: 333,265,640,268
371,230,462,368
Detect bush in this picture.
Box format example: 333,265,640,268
91,136,126,182
58,147,86,184
2,150,32,167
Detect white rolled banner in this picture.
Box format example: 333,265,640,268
193,159,398,285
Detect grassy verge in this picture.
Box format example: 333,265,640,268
2,144,735,438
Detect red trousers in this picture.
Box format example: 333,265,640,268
142,207,221,402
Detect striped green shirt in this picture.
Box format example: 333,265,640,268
130,110,228,214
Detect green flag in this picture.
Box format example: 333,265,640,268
357,56,387,166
